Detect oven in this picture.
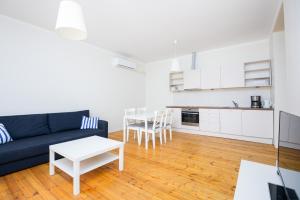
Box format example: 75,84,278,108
181,108,199,126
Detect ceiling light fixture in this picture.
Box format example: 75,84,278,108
55,0,87,40
170,40,181,72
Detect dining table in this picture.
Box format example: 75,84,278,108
123,112,155,149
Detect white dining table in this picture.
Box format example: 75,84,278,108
123,112,155,149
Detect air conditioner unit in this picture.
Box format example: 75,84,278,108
113,57,137,70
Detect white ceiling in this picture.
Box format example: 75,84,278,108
0,0,281,62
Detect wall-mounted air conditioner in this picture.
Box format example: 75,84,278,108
113,57,137,70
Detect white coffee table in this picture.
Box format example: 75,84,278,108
49,136,124,195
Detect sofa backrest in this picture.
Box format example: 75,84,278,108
48,110,89,133
0,114,50,140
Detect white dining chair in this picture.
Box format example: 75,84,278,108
138,110,164,149
136,107,147,114
124,108,140,142
162,108,173,143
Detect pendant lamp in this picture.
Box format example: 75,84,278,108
55,0,87,40
170,40,181,72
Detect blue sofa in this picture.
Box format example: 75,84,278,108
0,110,108,176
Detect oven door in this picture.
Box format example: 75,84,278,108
181,110,199,126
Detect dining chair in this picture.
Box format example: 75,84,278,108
162,108,173,143
138,110,164,149
124,108,139,142
136,107,147,114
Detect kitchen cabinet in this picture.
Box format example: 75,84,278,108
171,108,182,128
201,66,221,89
220,109,242,135
242,110,273,138
220,61,245,88
184,69,201,89
199,109,220,132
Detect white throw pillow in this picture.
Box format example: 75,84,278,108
80,116,99,129
0,123,13,144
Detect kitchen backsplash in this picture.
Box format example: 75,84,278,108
172,87,271,107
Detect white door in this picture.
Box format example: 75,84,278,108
242,110,273,138
184,69,201,89
199,109,220,132
220,109,242,135
171,108,182,128
201,66,221,89
221,61,244,88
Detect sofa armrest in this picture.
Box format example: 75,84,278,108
98,120,108,138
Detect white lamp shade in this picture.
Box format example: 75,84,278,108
55,0,87,40
171,59,181,72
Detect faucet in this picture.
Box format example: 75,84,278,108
232,101,239,108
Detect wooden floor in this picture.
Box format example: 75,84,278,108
0,131,276,200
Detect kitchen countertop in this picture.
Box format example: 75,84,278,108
166,105,274,111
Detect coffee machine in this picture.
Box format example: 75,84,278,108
251,96,262,108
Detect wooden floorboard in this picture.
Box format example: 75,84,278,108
0,131,276,200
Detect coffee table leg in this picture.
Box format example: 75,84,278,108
119,144,124,171
49,149,55,175
73,161,80,195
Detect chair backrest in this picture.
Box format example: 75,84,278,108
124,108,136,125
152,110,165,130
136,107,147,114
163,108,172,127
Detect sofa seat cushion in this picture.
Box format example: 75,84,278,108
48,110,89,133
0,129,101,165
0,114,50,140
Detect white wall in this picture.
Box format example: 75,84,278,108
146,40,271,109
0,15,145,132
270,31,286,147
145,59,174,111
283,0,300,116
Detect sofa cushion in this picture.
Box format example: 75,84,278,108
0,129,103,165
0,114,50,140
48,110,89,133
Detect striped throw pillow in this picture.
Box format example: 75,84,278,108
80,116,99,129
0,123,13,144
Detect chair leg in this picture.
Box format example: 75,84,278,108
164,129,167,144
170,127,172,141
126,129,129,142
152,132,155,149
138,130,141,145
145,132,148,150
159,130,162,144
134,130,136,140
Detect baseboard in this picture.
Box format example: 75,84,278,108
173,128,273,144
109,130,123,135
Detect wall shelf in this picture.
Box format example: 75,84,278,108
244,68,271,73
169,71,184,92
244,60,272,87
245,77,270,80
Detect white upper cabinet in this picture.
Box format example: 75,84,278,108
201,65,221,89
220,109,242,135
242,110,273,138
220,60,245,88
184,69,201,89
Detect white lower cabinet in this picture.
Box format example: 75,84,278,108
171,107,274,144
171,108,182,129
199,109,220,132
242,110,273,138
220,109,242,135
